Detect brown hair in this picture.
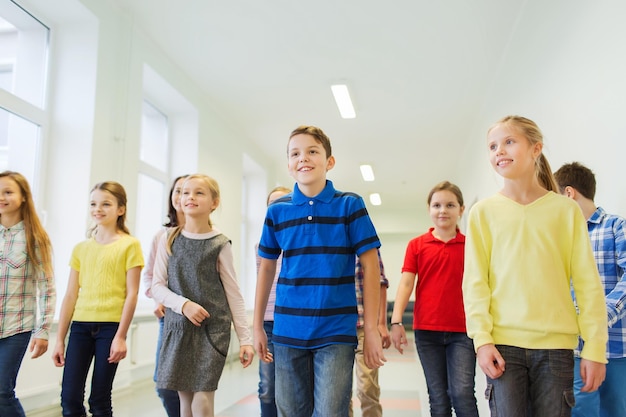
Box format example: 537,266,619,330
0,171,53,277
88,181,130,237
288,125,332,158
553,161,596,200
164,175,189,227
489,115,558,192
166,174,221,254
427,180,464,207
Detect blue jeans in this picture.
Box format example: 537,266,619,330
155,317,180,417
485,345,574,417
259,321,277,417
414,330,479,417
274,343,355,417
0,332,30,417
573,356,626,417
60,322,120,417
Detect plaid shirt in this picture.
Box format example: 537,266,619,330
575,207,626,358
355,248,388,328
0,222,55,340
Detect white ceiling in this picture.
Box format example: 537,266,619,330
108,0,527,233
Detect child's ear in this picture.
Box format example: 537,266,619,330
326,155,336,171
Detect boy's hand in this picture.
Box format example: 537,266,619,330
579,358,606,392
364,327,387,369
254,327,273,363
182,301,209,326
477,344,505,379
378,323,391,349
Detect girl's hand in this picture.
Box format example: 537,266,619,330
29,338,48,359
477,343,506,379
391,324,408,354
153,303,166,319
108,336,128,363
181,301,210,326
51,341,66,367
579,359,606,392
239,345,255,368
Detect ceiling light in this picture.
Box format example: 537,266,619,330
331,84,356,119
369,193,382,206
359,164,375,181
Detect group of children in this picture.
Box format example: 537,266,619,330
0,115,623,417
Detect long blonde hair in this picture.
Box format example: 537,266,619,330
489,115,558,192
0,171,53,277
166,174,221,254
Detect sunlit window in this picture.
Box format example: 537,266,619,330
140,100,168,170
0,5,49,108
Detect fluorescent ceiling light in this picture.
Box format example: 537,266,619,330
369,193,382,206
359,164,375,181
331,84,356,119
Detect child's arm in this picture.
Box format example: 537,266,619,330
606,218,626,327
108,266,141,363
52,269,80,367
254,257,277,363
360,247,386,369
379,284,391,349
390,271,416,354
151,233,190,315
217,243,254,367
30,261,56,359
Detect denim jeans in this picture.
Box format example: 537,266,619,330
274,343,355,417
259,321,277,417
155,317,180,417
573,356,626,417
60,322,120,417
0,331,30,417
485,345,574,417
414,330,479,417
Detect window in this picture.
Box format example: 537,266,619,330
0,1,50,195
0,4,49,108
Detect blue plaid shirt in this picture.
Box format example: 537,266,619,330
575,207,626,359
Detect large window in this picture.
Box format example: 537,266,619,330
0,1,49,192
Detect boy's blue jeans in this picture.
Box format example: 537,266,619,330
60,322,120,417
0,331,30,417
414,330,479,417
259,321,277,417
573,356,626,417
274,343,355,417
155,317,180,417
485,345,574,417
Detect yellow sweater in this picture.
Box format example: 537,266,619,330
71,235,144,322
462,192,608,363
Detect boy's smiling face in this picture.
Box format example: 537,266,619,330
287,133,335,192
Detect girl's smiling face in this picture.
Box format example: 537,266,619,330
90,189,124,227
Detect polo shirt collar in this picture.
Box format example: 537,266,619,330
292,180,335,205
588,206,606,225
424,227,465,243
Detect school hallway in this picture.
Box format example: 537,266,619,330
58,332,490,417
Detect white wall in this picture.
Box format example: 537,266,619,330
458,1,626,217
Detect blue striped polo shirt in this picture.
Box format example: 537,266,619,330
258,180,381,349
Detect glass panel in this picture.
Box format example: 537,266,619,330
0,3,49,108
140,100,168,170
0,106,39,185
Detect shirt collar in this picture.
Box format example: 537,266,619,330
292,180,335,205
424,227,465,243
0,220,25,234
588,206,606,225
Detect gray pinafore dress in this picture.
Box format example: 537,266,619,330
156,233,232,392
